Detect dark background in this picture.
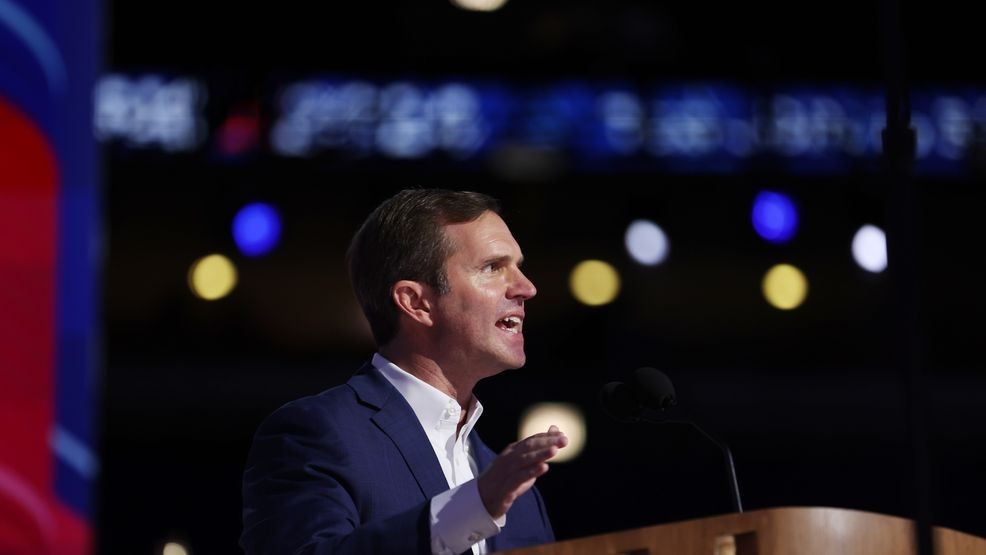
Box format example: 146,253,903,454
98,1,986,553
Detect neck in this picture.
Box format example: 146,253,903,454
380,340,477,410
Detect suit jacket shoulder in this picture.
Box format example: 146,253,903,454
242,364,434,554
241,363,555,554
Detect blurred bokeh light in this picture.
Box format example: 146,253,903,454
752,191,798,244
188,254,238,301
762,263,808,310
519,403,586,463
94,74,206,151
217,110,260,157
162,542,188,555
569,260,621,306
450,0,508,12
233,203,282,257
624,219,670,266
852,224,888,273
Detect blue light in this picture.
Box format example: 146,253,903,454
233,203,281,256
752,191,798,243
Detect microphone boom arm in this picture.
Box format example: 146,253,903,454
601,373,744,514
636,408,744,513
679,419,743,514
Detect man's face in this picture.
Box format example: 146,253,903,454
432,211,537,378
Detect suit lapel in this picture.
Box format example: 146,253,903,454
349,364,450,500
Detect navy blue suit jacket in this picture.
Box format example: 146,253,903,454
241,363,555,554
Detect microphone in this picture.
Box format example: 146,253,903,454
600,367,676,422
600,368,744,513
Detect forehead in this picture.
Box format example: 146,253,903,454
443,211,520,257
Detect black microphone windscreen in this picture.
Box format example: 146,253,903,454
599,381,640,423
633,367,677,410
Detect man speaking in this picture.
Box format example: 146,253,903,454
241,189,568,554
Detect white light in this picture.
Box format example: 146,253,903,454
163,542,188,555
934,96,972,160
599,91,645,154
376,82,433,159
450,0,508,11
432,83,486,157
518,403,586,463
94,74,205,151
625,219,669,266
270,120,309,156
272,80,487,159
648,89,724,157
852,224,888,273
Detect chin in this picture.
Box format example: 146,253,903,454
503,352,527,370
486,353,526,373
501,337,526,369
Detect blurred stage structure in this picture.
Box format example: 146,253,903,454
96,72,986,176
0,0,101,553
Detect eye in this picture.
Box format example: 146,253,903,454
482,260,505,273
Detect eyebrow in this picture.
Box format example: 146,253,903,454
481,254,524,267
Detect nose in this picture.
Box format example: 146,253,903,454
509,268,537,301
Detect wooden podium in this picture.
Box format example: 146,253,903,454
497,507,986,555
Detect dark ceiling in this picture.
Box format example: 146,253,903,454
107,0,981,82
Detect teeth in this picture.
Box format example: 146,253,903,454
498,316,522,334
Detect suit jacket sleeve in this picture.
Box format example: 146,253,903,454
240,399,431,555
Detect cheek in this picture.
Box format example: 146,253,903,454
454,286,496,314
440,283,500,329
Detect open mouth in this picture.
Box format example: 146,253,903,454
495,316,522,334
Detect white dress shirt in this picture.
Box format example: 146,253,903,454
373,353,505,555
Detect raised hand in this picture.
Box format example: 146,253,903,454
477,425,569,519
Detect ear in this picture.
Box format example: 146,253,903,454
391,280,435,327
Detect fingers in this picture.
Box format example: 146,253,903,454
500,427,568,469
554,429,570,449
527,462,550,478
513,427,568,453
496,436,564,481
522,427,567,445
516,445,559,465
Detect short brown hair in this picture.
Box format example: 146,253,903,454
347,189,500,346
